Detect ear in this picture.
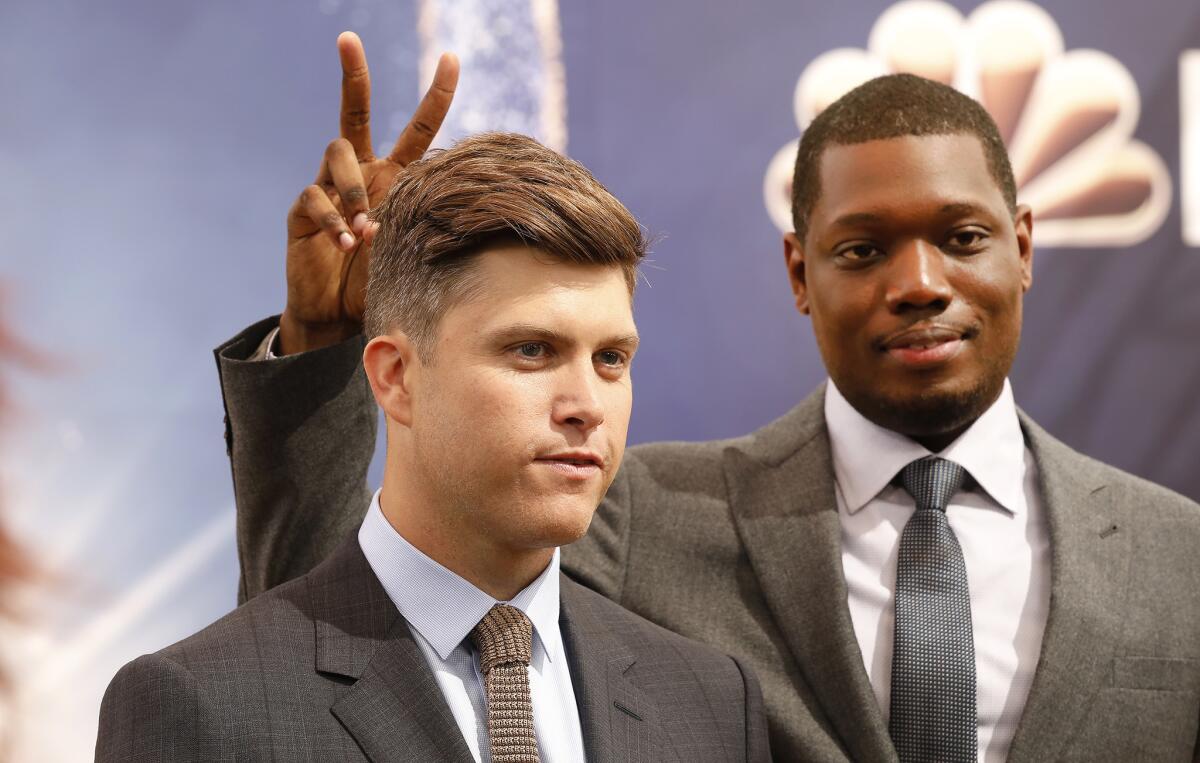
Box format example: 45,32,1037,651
362,332,420,427
783,232,811,315
1013,204,1035,292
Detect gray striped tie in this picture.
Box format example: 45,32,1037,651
889,456,976,762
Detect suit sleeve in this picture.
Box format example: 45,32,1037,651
95,654,214,762
215,317,375,603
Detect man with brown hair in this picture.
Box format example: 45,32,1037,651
96,121,768,760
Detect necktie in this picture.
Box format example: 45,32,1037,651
470,604,541,763
889,456,976,763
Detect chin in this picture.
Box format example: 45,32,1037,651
844,372,1004,439
507,496,598,549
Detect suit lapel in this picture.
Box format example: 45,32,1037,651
308,536,474,763
1006,414,1131,762
560,576,667,763
724,387,895,762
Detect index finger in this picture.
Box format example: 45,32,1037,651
338,31,374,160
389,52,459,165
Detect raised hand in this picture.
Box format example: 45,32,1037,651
279,32,459,355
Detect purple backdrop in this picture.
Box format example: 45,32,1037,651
1,0,1196,758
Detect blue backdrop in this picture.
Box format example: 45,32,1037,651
1,0,1197,757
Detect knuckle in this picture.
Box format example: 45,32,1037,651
342,186,368,205
300,185,323,205
342,108,370,129
410,119,436,137
326,138,350,157
319,211,344,230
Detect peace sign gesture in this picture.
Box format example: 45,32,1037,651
279,32,459,355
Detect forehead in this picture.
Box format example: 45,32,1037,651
810,134,1008,234
443,245,635,333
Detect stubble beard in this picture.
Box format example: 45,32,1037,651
840,367,1007,443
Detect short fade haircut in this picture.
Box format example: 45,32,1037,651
791,73,1018,238
365,132,647,357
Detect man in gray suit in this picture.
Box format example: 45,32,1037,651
217,41,1200,763
97,68,768,761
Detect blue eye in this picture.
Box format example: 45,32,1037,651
516,342,546,358
596,350,625,367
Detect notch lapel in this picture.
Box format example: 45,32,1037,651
309,536,474,763
1006,415,1131,762
560,577,667,763
724,388,895,762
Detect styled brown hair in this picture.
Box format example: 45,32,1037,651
364,132,647,356
791,73,1018,239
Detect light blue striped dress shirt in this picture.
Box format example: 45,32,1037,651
358,490,587,762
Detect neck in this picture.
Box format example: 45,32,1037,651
910,425,971,453
378,465,554,602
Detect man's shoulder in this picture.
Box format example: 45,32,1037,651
562,575,746,677
622,385,827,483
1022,412,1200,520
130,572,317,687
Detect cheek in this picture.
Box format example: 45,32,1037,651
808,281,876,358
960,264,1024,328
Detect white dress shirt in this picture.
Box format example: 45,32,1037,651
358,491,586,763
825,379,1051,762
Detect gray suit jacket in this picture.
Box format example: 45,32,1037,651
97,531,769,761
216,319,1200,761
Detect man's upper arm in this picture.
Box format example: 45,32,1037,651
96,654,212,762
215,318,376,603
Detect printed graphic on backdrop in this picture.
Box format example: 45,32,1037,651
763,0,1172,247
417,0,566,152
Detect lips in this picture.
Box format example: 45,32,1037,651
879,324,974,368
535,450,605,479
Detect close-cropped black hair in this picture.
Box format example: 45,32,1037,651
791,73,1018,238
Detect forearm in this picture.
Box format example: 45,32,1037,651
215,317,375,603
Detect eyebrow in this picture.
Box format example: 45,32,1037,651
937,202,991,218
829,203,993,230
486,324,641,350
829,212,884,229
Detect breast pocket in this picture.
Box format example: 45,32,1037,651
1111,656,1200,692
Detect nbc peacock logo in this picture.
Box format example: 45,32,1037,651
763,0,1172,248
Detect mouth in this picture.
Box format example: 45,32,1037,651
879,324,976,369
534,451,605,479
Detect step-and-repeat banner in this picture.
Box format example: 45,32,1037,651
2,0,1197,757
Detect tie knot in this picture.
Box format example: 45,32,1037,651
898,456,966,513
470,604,533,674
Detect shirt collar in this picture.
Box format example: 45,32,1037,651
357,490,563,663
824,378,1027,516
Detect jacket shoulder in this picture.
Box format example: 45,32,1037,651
160,574,314,669
97,651,217,761
565,577,744,674
1022,412,1200,522
623,385,828,488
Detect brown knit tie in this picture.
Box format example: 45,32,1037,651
470,604,541,763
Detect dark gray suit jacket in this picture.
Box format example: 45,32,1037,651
216,318,1200,762
97,531,769,761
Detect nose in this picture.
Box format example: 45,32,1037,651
884,240,953,314
551,361,606,434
